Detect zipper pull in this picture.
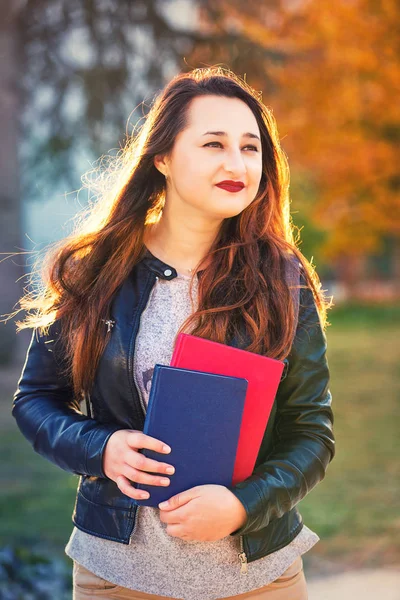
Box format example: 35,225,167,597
238,551,248,575
102,318,115,333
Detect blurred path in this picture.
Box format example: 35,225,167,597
307,568,400,599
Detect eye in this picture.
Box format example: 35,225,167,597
203,142,259,152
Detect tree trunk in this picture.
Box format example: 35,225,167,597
0,3,24,364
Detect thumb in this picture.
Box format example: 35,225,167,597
158,489,194,511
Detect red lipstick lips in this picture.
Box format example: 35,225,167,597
216,180,245,193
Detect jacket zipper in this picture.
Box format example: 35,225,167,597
129,275,159,543
86,319,116,416
132,275,159,418
88,391,94,418
238,535,248,574
129,505,141,543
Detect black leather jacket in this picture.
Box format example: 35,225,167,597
12,250,335,573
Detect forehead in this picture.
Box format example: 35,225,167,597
184,95,260,136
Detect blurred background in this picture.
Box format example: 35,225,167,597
0,1,399,598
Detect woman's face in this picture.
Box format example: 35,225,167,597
155,95,263,221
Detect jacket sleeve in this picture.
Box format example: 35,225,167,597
227,280,335,536
12,323,121,477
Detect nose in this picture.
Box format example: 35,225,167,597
223,148,246,177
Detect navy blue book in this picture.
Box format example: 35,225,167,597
132,364,248,507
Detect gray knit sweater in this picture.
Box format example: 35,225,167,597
65,272,319,599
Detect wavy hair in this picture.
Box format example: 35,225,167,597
12,66,331,399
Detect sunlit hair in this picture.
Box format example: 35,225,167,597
12,66,331,398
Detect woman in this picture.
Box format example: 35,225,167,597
12,67,335,599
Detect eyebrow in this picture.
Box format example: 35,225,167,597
202,130,261,142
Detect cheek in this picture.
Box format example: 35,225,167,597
247,163,263,195
174,150,211,179
172,155,212,193
252,160,263,190
250,159,263,182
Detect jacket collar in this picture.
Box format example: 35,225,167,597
140,246,178,280
140,246,206,281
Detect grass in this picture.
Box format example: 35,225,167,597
0,432,77,550
0,303,399,570
298,303,400,568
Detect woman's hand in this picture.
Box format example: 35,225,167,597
158,484,247,542
102,430,175,501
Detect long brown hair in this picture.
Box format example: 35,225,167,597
12,66,331,399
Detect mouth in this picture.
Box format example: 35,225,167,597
216,181,245,193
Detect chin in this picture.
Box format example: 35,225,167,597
218,203,253,219
221,210,246,219
190,197,253,220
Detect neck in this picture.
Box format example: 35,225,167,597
143,202,222,274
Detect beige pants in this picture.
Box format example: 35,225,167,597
73,555,308,599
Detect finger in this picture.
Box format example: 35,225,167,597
122,465,171,488
116,475,150,500
127,431,171,454
158,491,193,511
166,524,188,539
159,509,181,525
129,451,175,476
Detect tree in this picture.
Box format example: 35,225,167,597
0,2,24,363
1,0,284,362
193,0,400,268
0,0,207,361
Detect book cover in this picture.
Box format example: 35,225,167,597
133,364,248,507
171,333,284,484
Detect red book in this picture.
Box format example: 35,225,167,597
170,333,284,485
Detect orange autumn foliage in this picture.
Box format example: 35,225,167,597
191,0,400,260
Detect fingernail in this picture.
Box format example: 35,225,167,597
159,501,168,508
163,445,171,453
